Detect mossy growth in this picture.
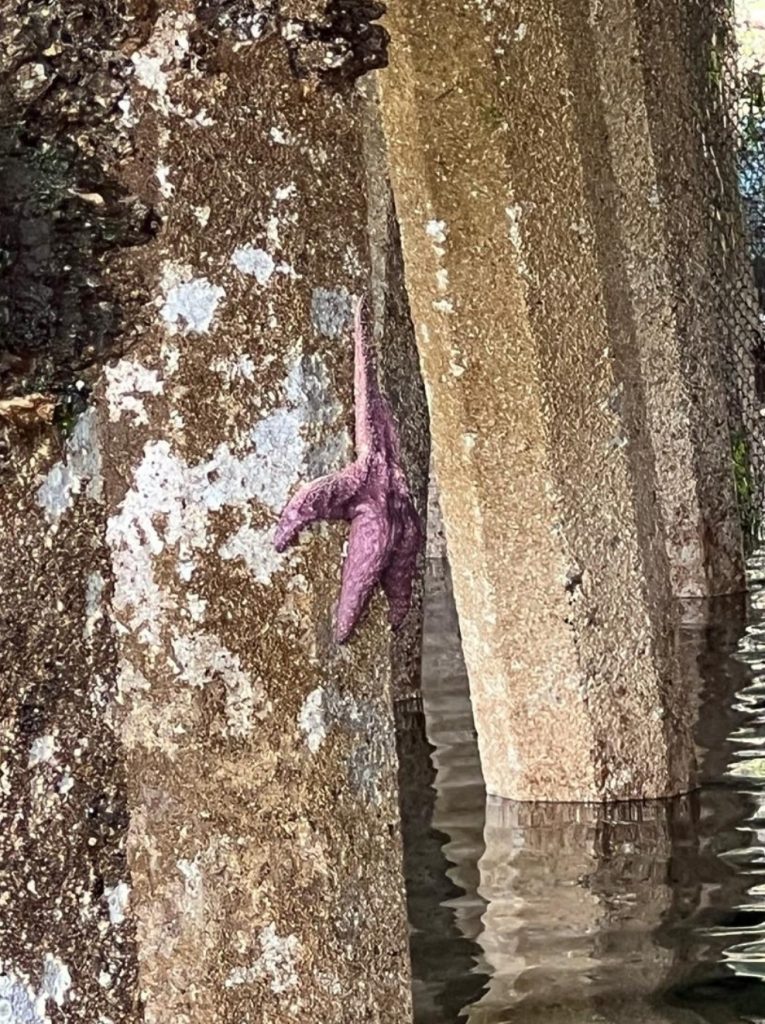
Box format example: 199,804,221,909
53,383,91,439
732,428,762,553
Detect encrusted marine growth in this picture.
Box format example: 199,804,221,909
275,296,422,643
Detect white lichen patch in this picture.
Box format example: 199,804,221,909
284,353,342,426
107,351,346,649
426,219,448,245
505,203,532,280
265,214,282,250
171,630,260,738
269,126,290,145
186,592,207,623
248,411,312,510
305,427,352,480
57,774,74,796
117,95,136,127
514,21,528,40
220,524,284,585
193,204,211,227
0,970,42,1023
159,265,225,335
177,857,202,890
211,354,256,383
505,204,524,249
193,108,215,127
28,735,56,768
177,560,195,582
161,344,180,377
131,53,168,96
170,853,209,938
436,268,450,293
231,245,275,286
433,298,454,315
118,685,195,759
129,10,193,110
274,183,297,201
116,662,151,700
155,162,174,199
226,925,301,995
176,857,204,919
83,572,105,640
310,287,352,339
104,882,130,926
297,688,329,753
257,925,300,994
36,408,103,524
105,360,164,425
41,956,71,1009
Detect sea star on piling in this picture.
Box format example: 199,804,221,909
274,295,422,644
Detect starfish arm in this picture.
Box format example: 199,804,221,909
334,504,393,644
274,462,364,552
381,502,423,629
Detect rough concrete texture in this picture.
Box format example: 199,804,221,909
0,2,422,1021
376,0,730,800
0,424,139,1024
635,0,755,577
590,0,745,595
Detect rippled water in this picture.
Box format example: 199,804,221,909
397,553,765,1023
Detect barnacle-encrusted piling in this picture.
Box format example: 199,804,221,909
0,3,424,1021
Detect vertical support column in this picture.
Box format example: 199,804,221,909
0,4,421,1023
632,0,748,582
377,0,741,799
588,0,744,595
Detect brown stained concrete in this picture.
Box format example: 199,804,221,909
105,24,416,1024
0,425,140,1020
1,3,422,1022
376,0,724,800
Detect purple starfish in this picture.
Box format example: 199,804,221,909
274,294,422,644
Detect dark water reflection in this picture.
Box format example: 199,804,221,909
397,554,765,1023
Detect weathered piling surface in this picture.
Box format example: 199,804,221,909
0,3,424,1021
378,0,746,800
